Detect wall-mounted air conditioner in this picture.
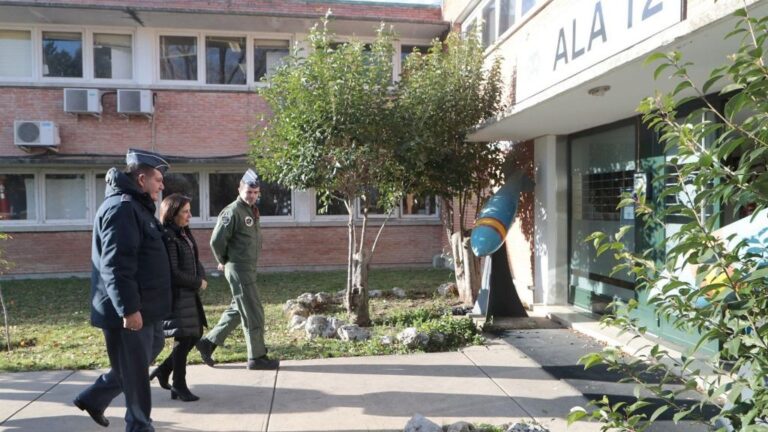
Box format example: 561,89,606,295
64,88,102,114
14,121,60,147
117,89,154,116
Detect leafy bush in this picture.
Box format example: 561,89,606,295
570,8,768,431
418,315,483,352
376,305,445,327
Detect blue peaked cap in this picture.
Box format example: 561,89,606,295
242,169,260,187
126,148,170,173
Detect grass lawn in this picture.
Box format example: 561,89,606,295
0,268,470,372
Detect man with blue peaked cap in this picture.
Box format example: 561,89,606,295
196,169,280,370
74,148,172,431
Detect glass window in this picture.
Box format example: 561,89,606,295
316,192,349,216
499,0,516,34
570,123,636,302
42,31,82,78
163,173,200,217
45,174,86,220
253,39,289,82
160,35,197,81
522,0,536,15
209,173,240,217
482,1,497,48
0,30,32,77
402,193,437,216
359,188,390,216
94,173,107,206
0,174,36,221
258,181,292,217
94,33,132,79
206,36,246,85
400,44,431,65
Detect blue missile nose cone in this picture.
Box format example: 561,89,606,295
471,226,503,257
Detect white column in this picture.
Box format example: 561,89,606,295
533,135,568,305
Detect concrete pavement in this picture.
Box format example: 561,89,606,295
0,334,601,432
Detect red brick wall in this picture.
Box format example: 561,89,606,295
3,224,443,275
6,1,444,23
0,88,266,158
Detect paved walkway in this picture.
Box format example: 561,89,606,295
0,334,600,432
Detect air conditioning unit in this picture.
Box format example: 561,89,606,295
14,121,60,147
63,88,102,114
117,89,154,115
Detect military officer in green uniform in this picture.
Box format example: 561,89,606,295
195,169,279,370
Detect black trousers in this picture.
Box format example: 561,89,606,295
77,321,164,432
157,336,199,387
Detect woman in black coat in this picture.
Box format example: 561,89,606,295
150,193,208,402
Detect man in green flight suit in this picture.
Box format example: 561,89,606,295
195,169,279,370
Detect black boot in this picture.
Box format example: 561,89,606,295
149,366,171,390
170,381,200,402
247,355,280,370
195,339,216,367
73,398,109,427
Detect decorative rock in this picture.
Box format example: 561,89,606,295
379,335,393,345
436,282,458,297
314,292,334,307
446,421,476,432
285,301,311,318
404,414,442,432
391,287,406,298
506,423,550,432
323,317,345,338
397,327,429,349
282,299,296,313
305,315,329,339
297,292,317,308
288,315,306,331
429,332,446,346
338,324,371,341
368,290,383,298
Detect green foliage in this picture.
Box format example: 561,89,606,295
253,14,403,214
578,8,768,431
418,315,483,352
398,30,505,232
375,304,444,327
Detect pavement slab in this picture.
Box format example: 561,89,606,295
267,351,531,432
0,370,73,424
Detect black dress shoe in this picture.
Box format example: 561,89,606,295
149,367,171,390
247,355,280,370
195,339,216,367
170,386,200,402
73,398,109,427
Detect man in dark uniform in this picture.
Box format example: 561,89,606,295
195,169,279,370
73,149,172,432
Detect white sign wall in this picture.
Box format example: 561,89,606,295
516,0,683,103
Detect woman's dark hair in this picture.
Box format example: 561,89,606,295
160,193,192,225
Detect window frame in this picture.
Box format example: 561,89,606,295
156,31,203,85
252,37,291,85
400,193,441,219
461,0,546,52
91,29,135,83
0,170,40,225
0,27,35,80
41,171,91,224
40,26,86,81
311,189,353,221
205,169,296,223
161,171,204,222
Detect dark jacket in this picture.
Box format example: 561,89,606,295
162,223,208,337
90,168,172,329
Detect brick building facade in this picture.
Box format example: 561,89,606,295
0,0,449,276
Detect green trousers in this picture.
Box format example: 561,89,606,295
203,265,266,360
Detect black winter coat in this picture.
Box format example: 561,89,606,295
90,168,171,329
161,223,208,338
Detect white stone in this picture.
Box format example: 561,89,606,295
391,287,406,298
379,335,393,345
437,282,458,297
297,292,317,308
506,423,551,432
404,413,442,432
368,289,383,298
338,324,371,341
323,317,345,338
288,315,306,331
446,421,476,432
397,327,429,349
305,315,329,339
314,292,334,307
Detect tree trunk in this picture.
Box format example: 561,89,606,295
347,249,371,326
451,231,481,306
0,284,10,352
